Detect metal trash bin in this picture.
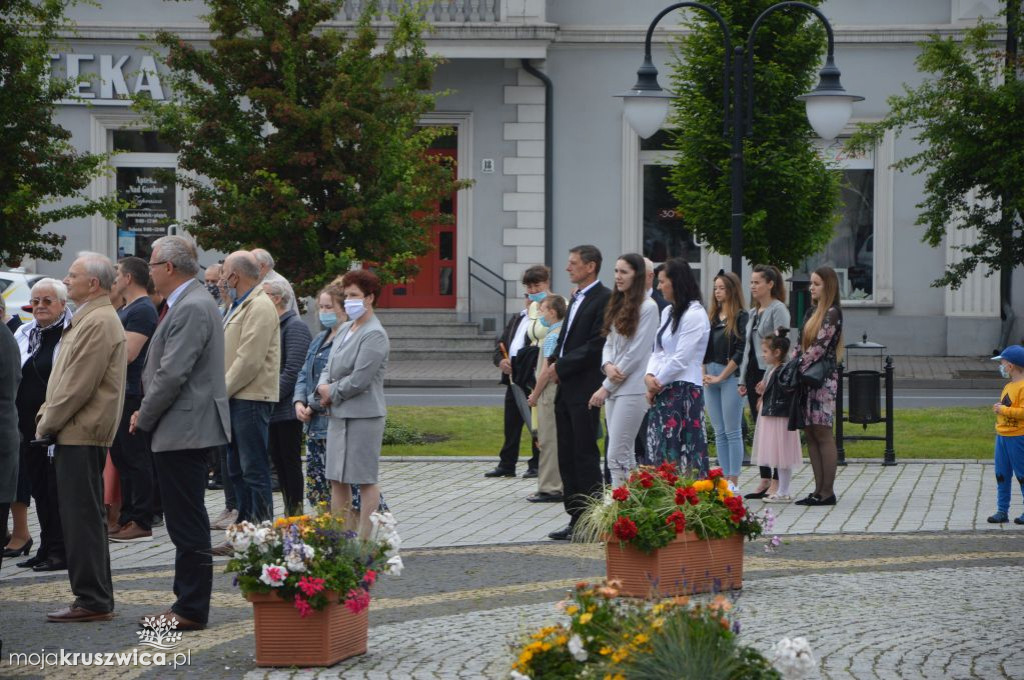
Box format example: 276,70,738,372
847,370,881,424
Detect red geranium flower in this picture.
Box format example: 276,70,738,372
611,486,630,502
675,486,699,506
638,471,654,488
656,462,678,484
344,587,372,614
612,516,639,541
666,510,687,534
708,467,724,480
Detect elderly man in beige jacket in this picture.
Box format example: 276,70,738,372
36,252,126,622
220,251,280,527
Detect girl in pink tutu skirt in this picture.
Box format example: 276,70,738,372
753,329,802,503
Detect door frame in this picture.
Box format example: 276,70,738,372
420,112,472,316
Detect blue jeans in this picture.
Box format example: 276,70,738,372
704,362,745,477
994,434,1024,514
227,399,273,523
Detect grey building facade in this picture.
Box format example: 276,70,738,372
25,0,1023,355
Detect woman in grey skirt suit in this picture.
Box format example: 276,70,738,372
316,269,390,537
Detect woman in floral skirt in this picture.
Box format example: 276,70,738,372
643,258,711,478
793,266,844,506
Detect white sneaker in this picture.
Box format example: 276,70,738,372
210,508,238,530
764,494,793,504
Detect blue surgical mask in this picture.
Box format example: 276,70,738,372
344,299,366,320
539,316,552,328
527,291,548,303
999,364,1010,379
319,311,338,329
226,286,238,303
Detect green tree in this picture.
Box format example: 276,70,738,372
135,0,464,291
0,0,122,267
848,2,1023,345
667,0,840,269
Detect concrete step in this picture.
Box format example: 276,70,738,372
375,309,461,325
389,336,494,352
385,323,489,339
389,348,494,362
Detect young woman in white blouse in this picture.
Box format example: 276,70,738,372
587,253,659,487
643,258,711,477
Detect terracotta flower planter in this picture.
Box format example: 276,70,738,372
605,531,744,597
246,591,368,667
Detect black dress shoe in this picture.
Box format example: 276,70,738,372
3,537,33,557
17,554,45,569
483,468,517,478
805,495,837,506
547,525,573,541
527,492,563,503
794,494,822,506
32,558,68,572
744,488,770,500
522,468,539,479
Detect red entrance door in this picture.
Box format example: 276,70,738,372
378,146,457,308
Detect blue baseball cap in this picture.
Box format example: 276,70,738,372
992,345,1024,368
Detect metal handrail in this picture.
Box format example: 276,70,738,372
467,256,508,325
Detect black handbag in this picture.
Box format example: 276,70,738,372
798,356,835,389
778,356,802,393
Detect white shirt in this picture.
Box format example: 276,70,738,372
165,279,193,309
646,301,710,386
560,279,600,357
507,309,528,358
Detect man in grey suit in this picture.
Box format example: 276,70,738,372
131,235,231,631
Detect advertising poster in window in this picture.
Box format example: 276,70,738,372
116,167,174,260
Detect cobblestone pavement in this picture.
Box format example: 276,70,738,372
2,461,1023,679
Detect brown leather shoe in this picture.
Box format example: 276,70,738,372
47,606,115,622
209,541,234,557
140,610,205,631
109,521,153,543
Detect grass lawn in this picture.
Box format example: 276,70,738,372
383,406,996,460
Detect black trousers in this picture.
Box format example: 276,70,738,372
25,439,65,562
110,396,154,529
744,364,778,481
54,445,114,613
154,448,213,624
497,385,539,472
555,394,603,526
268,419,304,517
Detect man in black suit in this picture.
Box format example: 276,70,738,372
548,245,611,540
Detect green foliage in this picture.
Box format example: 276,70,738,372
847,8,1024,289
0,0,124,267
135,0,468,293
382,418,426,445
667,0,840,269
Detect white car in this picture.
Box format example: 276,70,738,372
1,269,46,323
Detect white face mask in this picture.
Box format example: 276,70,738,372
999,364,1010,379
344,299,366,320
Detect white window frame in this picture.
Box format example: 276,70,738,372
812,125,895,307
89,111,187,259
621,119,734,296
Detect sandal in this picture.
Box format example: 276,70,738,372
764,494,792,504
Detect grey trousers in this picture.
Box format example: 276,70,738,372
535,386,562,495
605,393,649,487
55,444,114,613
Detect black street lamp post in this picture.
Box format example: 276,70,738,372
617,1,862,277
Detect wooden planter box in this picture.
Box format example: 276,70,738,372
246,591,368,667
606,531,744,598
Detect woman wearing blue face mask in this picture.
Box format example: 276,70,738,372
293,284,347,509
316,270,391,538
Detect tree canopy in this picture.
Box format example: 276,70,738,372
667,0,840,270
0,0,121,267
136,0,465,291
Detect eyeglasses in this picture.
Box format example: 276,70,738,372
148,260,169,268
30,297,59,306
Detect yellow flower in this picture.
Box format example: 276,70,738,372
652,603,664,614
611,647,629,663
652,617,665,630
565,605,579,616
599,646,612,656
604,675,626,680
633,633,649,645
554,635,568,646
541,642,552,651
518,650,534,665
717,477,729,490
579,612,593,624
693,479,714,492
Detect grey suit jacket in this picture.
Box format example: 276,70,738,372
0,325,21,503
138,280,231,452
319,315,389,419
737,299,791,381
